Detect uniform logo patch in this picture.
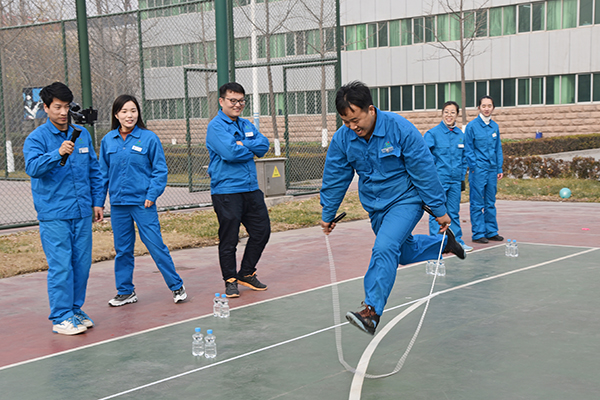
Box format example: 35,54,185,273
381,141,394,154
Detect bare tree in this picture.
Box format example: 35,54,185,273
424,0,489,126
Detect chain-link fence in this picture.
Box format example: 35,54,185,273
0,0,340,228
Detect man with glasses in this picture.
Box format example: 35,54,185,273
206,82,271,298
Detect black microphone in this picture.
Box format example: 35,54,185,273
60,126,82,167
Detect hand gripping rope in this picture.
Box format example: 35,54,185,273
325,206,447,379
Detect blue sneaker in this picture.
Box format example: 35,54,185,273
74,310,94,328
462,243,474,253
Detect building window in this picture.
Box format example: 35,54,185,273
426,84,436,109
425,16,436,42
561,74,576,104
378,22,388,47
465,81,475,107
413,18,425,44
390,86,401,111
518,4,531,32
437,14,449,41
596,0,600,24
370,88,378,108
503,6,517,35
389,20,400,47
532,77,544,104
401,19,412,45
518,78,530,105
414,85,425,109
580,0,594,25
593,74,600,101
546,75,560,104
368,23,378,48
286,33,296,56
547,0,561,30
379,88,389,111
532,2,546,30
464,12,476,38
489,7,502,36
503,78,516,106
448,13,460,40
476,9,488,37
578,74,592,102
562,0,577,29
476,81,487,102
489,80,502,105
402,85,413,111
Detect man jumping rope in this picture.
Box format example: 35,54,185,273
320,81,466,335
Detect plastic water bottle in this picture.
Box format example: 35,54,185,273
220,294,230,318
192,327,204,356
213,293,221,317
204,329,217,359
505,239,512,257
435,260,446,277
425,260,434,275
512,240,519,257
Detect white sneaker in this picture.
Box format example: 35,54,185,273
75,310,94,328
462,243,474,252
173,285,187,303
52,317,87,335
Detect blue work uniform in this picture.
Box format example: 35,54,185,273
99,125,183,295
424,122,467,245
23,119,104,324
464,115,503,240
320,108,448,315
206,110,271,281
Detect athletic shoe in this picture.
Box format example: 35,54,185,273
52,316,87,335
473,237,489,244
346,302,380,335
225,278,240,298
462,243,474,253
173,285,187,303
74,310,94,328
487,235,505,241
238,272,267,291
443,228,466,259
108,291,138,307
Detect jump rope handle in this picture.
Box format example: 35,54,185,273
331,212,346,224
422,204,434,217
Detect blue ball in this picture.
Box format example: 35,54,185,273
559,188,571,199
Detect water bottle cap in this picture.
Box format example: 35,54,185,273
507,239,511,242
207,329,213,334
221,294,227,298
195,327,201,332
215,293,220,297
513,239,517,243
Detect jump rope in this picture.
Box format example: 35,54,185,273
325,207,447,379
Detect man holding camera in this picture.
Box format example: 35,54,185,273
23,82,104,335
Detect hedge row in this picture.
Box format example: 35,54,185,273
502,133,600,157
504,156,600,180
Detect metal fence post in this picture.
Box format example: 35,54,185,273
75,0,95,146
215,0,230,88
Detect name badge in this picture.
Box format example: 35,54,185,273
492,133,497,138
79,147,89,154
132,145,143,152
245,131,254,137
458,143,464,148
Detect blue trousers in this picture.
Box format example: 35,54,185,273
469,169,499,240
428,180,464,245
110,204,183,294
39,217,92,324
365,202,446,315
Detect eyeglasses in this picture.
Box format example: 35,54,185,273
223,97,246,106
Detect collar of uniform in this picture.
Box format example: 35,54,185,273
217,109,239,125
476,114,492,127
112,124,142,139
439,120,456,134
46,118,71,135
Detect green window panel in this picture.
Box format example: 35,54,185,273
242,94,252,117
546,76,560,105
449,82,461,106
389,20,400,46
503,78,516,107
580,0,594,25
306,30,322,55
562,0,577,29
173,45,182,67
578,74,591,102
476,81,487,102
297,92,306,114
326,28,336,52
296,31,306,55
286,92,297,115
176,99,184,119
503,6,516,35
425,16,435,42
593,74,600,101
546,0,561,30
532,2,545,30
401,19,412,45
370,88,378,108
356,24,367,50
390,86,401,111
235,38,250,61
306,91,320,114
596,0,600,24
437,14,448,42
465,81,475,108
275,93,285,115
260,94,269,115
379,87,389,111
413,18,425,44
327,90,336,114
489,80,501,105
560,74,575,104
518,4,531,32
270,34,286,58
168,99,177,119
258,36,267,58
531,77,544,104
518,78,530,105
464,12,476,38
426,84,436,109
414,85,425,110
489,8,502,36
476,9,488,37
449,13,460,41
368,23,378,48
437,83,447,109
402,86,413,111
378,22,388,47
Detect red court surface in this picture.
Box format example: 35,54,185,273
0,199,598,369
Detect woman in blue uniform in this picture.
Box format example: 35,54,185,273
424,101,472,252
100,95,187,306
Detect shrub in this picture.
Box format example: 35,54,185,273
504,156,599,180
502,133,600,157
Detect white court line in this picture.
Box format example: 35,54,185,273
348,247,599,400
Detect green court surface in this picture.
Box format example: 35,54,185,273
1,243,599,400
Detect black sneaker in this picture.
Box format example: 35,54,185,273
238,272,267,291
487,235,505,241
108,292,137,307
346,302,380,335
473,237,489,244
444,228,466,259
173,285,187,303
225,278,240,298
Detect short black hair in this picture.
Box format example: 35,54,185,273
442,101,459,114
111,94,147,130
335,81,373,116
219,82,245,97
39,82,73,107
478,95,495,108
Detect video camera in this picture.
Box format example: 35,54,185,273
69,102,98,126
